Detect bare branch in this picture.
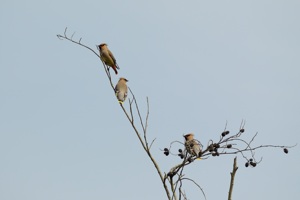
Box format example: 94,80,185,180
149,138,156,150
181,178,207,200
58,28,175,199
170,176,178,200
145,97,150,134
58,28,296,200
129,88,146,132
56,27,115,90
129,98,134,123
228,157,238,200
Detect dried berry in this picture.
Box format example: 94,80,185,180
164,152,169,156
178,149,183,153
167,172,175,177
284,148,288,154
245,162,249,167
249,158,253,162
227,144,232,148
225,131,230,135
198,151,202,157
164,148,168,152
240,128,245,133
250,162,256,167
178,153,184,159
221,132,226,137
208,145,214,152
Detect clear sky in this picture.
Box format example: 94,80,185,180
1,0,299,199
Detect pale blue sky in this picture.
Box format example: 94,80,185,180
1,0,299,199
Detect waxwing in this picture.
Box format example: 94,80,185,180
184,133,202,158
115,77,128,103
98,43,119,74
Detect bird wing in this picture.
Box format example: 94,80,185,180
114,85,118,94
108,50,120,69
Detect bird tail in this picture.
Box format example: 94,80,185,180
111,66,118,75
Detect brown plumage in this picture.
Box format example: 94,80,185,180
184,133,202,158
98,43,119,75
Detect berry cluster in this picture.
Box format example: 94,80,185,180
245,159,257,167
177,149,184,159
208,143,220,156
221,130,230,137
163,148,169,156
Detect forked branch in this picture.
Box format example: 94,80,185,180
57,27,172,200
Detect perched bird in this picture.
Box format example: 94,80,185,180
115,78,128,103
184,133,202,158
98,43,119,75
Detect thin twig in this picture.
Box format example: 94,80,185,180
181,178,207,200
170,177,178,200
145,97,150,134
57,28,114,90
149,138,156,150
129,88,146,132
129,98,134,123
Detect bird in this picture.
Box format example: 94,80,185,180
98,43,119,75
184,133,202,158
115,77,128,103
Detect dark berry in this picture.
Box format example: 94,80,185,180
284,148,288,154
167,172,175,177
250,162,256,167
198,152,202,157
